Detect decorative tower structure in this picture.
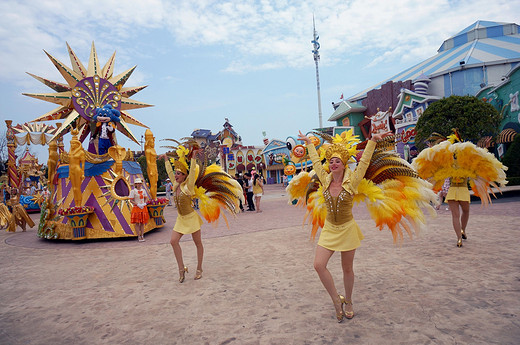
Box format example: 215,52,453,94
312,16,323,128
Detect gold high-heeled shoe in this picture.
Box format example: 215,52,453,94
457,238,463,247
343,300,354,319
179,266,188,283
461,229,467,240
334,295,345,323
194,269,203,280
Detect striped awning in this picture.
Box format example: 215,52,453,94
497,128,517,144
477,136,494,148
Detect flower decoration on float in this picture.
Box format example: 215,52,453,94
147,198,169,205
58,206,94,216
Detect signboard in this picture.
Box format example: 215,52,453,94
370,110,391,135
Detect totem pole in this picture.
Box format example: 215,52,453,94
5,120,20,188
69,129,85,206
47,140,59,195
145,129,158,200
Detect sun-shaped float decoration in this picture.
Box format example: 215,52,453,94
18,42,163,240
23,42,151,143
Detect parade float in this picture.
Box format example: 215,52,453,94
4,121,60,212
10,42,166,240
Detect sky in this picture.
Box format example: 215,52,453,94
1,0,519,162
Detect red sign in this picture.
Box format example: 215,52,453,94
400,125,417,144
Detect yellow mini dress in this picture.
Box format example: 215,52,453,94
306,140,376,252
318,189,364,252
445,178,470,202
252,183,263,195
173,190,203,234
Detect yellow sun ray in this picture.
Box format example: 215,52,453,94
26,72,71,92
109,66,136,88
22,91,72,107
28,106,72,122
87,41,101,77
48,110,81,142
66,42,87,78
120,111,148,128
101,51,117,79
43,50,81,86
120,97,153,110
120,85,148,98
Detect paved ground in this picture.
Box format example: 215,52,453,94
0,184,519,344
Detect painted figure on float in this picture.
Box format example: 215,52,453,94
9,42,165,240
90,104,121,155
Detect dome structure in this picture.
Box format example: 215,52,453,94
349,21,520,102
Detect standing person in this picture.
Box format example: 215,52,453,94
170,149,205,283
129,178,149,242
234,173,245,212
244,172,255,211
41,186,51,200
297,130,384,322
29,183,37,196
445,177,470,247
253,174,264,213
165,178,173,206
412,130,507,248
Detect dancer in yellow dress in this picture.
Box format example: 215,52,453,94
252,174,264,213
163,140,244,283
445,177,470,247
289,129,437,322
412,130,507,248
170,148,205,283
297,130,384,322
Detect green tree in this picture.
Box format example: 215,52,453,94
136,155,168,190
137,155,147,181
415,95,502,149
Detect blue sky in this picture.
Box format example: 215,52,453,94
1,0,519,161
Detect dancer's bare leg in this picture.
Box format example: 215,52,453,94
448,200,462,240
460,201,470,232
341,249,356,314
170,231,185,270
314,245,342,316
191,230,204,273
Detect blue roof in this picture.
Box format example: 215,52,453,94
349,21,520,102
191,129,212,138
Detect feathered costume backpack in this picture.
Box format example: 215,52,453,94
286,130,438,243
163,138,244,227
411,130,508,206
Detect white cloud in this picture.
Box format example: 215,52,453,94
1,0,519,85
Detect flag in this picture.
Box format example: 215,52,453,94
340,93,343,100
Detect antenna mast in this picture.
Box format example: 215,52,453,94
312,15,323,128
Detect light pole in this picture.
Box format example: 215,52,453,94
312,15,323,129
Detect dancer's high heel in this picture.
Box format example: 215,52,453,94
194,269,203,280
334,295,345,323
461,228,467,240
343,299,354,319
179,266,188,283
457,238,463,247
